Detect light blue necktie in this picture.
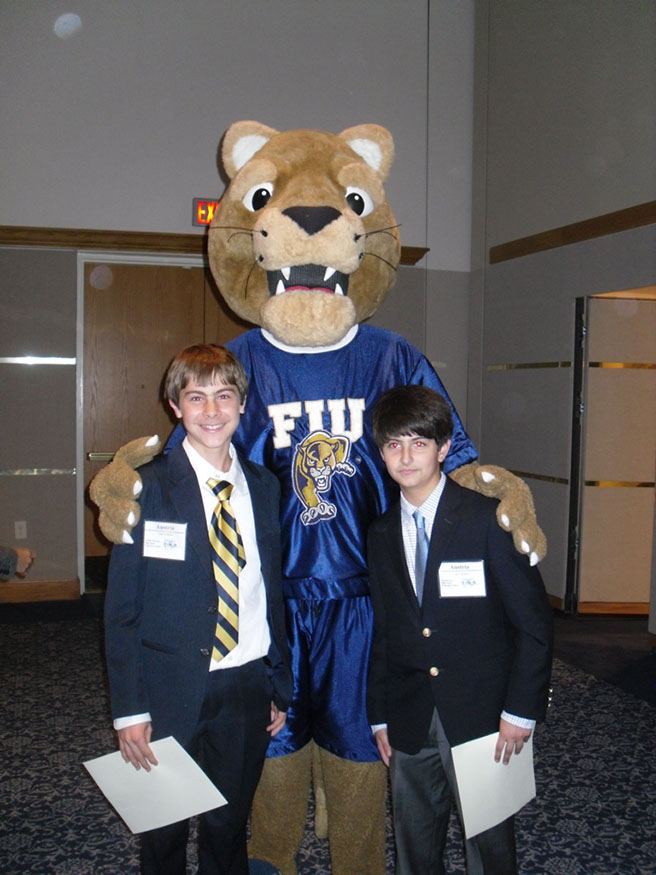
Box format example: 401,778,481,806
413,510,429,605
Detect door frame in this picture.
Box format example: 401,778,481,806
564,297,587,614
75,251,205,591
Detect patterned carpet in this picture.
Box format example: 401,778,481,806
0,617,654,874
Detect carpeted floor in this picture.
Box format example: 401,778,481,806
0,605,654,873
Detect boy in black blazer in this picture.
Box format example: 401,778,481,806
367,385,553,874
104,344,292,875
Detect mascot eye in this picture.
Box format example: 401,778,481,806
345,186,374,217
242,183,273,212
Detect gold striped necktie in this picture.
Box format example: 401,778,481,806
207,478,246,661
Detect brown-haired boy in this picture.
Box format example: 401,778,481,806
104,344,292,874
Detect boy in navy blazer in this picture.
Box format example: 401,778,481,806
367,385,553,874
105,344,292,875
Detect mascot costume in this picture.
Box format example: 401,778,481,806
91,121,546,874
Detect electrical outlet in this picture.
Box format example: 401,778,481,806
15,521,27,540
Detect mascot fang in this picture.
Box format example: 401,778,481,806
91,121,546,874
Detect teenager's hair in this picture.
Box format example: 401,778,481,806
164,344,248,406
372,385,453,449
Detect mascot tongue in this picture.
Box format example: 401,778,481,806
267,263,350,297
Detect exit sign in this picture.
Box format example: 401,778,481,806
192,198,221,226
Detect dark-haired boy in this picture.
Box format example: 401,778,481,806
104,344,292,875
367,385,553,874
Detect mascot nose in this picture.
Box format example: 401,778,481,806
282,206,341,236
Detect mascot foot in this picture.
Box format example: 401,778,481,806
318,747,388,875
248,743,313,875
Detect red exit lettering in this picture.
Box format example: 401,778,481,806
192,198,221,226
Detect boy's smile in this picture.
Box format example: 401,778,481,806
169,378,245,470
380,433,451,506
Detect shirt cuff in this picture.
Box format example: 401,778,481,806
501,711,535,730
113,712,151,731
370,723,387,734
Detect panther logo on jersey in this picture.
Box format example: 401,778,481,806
292,431,356,525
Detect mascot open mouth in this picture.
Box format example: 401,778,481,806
267,264,350,298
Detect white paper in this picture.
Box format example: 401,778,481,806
143,520,187,561
451,732,535,839
83,736,226,833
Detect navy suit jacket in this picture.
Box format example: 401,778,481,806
105,443,292,747
366,478,553,753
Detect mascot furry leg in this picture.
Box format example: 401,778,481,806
317,749,387,874
249,743,387,875
249,744,313,875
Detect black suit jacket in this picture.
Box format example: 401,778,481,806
367,478,553,753
105,443,292,746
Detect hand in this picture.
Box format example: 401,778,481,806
89,435,161,545
14,548,36,575
117,721,158,771
374,727,392,767
494,718,532,765
267,703,286,736
449,462,547,565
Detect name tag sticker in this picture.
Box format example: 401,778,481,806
438,560,486,598
143,521,187,561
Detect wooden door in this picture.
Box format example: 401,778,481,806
83,261,252,558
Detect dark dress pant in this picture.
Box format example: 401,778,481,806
389,709,517,875
140,658,272,875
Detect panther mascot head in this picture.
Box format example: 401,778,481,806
207,121,401,347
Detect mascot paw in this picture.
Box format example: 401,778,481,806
449,462,547,563
113,434,161,468
89,435,160,545
511,520,547,566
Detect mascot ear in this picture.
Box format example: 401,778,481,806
338,124,395,182
221,120,280,179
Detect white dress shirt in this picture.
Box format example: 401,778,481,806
400,473,447,595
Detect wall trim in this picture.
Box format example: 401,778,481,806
0,225,428,266
509,470,569,485
489,200,656,264
0,579,80,603
549,594,651,617
577,602,649,616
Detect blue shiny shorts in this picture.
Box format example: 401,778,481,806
266,592,380,763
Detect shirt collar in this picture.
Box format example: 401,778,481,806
181,438,244,493
260,324,359,354
400,472,447,527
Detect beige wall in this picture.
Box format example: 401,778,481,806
471,0,656,603
1,0,475,259
577,299,656,606
484,0,656,248
3,1,655,604
1,2,478,594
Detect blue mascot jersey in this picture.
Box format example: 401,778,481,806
166,325,478,760
169,324,477,596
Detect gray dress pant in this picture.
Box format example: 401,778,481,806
389,709,517,875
